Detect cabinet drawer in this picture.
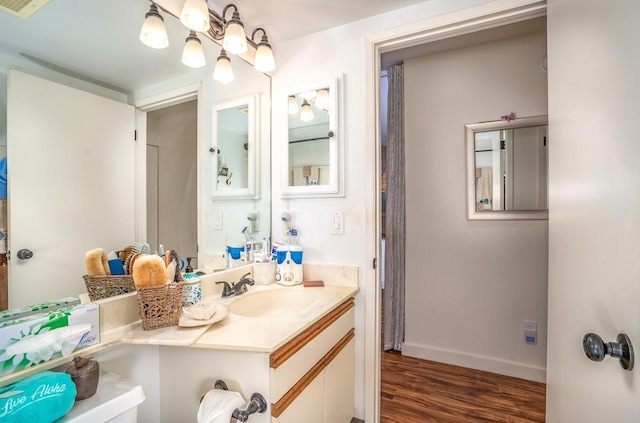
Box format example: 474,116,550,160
269,298,354,405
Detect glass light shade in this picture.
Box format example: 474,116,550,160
222,18,248,55
315,89,330,109
139,9,168,49
300,100,314,122
288,96,299,115
180,0,210,32
213,51,234,83
254,43,275,72
182,34,206,68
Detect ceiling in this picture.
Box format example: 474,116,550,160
0,0,433,94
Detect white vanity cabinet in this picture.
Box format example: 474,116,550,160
154,296,356,423
270,298,355,423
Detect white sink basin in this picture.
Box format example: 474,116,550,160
229,289,315,317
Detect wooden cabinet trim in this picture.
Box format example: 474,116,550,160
270,297,354,369
271,329,355,418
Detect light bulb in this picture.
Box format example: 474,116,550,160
213,50,234,83
182,32,206,68
315,89,330,109
288,96,299,116
300,100,314,122
222,11,247,55
139,5,169,49
253,35,275,72
180,0,210,32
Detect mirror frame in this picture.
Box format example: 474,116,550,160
281,75,344,198
211,93,259,199
465,115,548,221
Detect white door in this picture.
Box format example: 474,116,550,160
546,0,640,420
7,70,135,307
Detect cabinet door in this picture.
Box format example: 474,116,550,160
325,337,355,423
273,372,325,423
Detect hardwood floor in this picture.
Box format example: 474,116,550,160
380,351,546,423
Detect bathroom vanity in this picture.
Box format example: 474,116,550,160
0,263,359,423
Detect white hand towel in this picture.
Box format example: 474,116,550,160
197,389,246,423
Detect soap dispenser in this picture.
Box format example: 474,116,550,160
182,257,201,307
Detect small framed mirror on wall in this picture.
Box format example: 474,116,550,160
212,94,258,199
281,75,343,198
465,115,548,220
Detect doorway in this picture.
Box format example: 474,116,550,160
372,4,549,422
145,99,198,261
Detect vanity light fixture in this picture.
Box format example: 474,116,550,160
288,96,299,115
140,2,276,78
180,0,210,32
213,49,234,83
221,4,247,55
139,4,169,49
182,31,206,68
251,28,275,72
299,100,314,122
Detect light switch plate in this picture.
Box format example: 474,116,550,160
331,211,344,235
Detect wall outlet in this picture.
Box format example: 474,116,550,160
523,320,537,344
214,211,223,230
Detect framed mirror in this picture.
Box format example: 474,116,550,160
465,115,548,220
281,76,343,198
211,94,258,199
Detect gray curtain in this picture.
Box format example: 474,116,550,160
383,64,405,351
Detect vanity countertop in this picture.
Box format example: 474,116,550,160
193,284,358,352
119,283,358,351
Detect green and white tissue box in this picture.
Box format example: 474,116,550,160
0,297,80,324
0,303,99,376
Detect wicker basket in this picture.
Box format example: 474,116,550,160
83,275,136,301
136,282,184,330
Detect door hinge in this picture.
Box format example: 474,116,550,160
6,250,9,260
500,140,506,150
373,257,377,269
134,130,137,141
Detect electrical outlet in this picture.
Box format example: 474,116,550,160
214,211,223,230
523,320,537,344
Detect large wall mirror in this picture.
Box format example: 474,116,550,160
212,94,258,199
281,76,343,198
0,1,271,308
465,115,548,220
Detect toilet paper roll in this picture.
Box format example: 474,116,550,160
197,389,246,423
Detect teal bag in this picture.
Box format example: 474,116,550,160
0,371,76,422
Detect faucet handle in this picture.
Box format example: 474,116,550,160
239,272,255,286
215,281,233,297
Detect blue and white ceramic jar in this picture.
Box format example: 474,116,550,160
182,273,201,307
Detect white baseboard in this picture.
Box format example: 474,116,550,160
401,342,547,383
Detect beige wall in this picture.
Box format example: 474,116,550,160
403,31,549,381
146,100,198,260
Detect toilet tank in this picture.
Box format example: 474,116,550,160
59,371,145,423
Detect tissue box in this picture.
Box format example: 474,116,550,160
0,297,80,324
0,303,100,376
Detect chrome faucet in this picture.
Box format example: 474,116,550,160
215,272,255,298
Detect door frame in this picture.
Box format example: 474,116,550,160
363,0,547,421
134,83,202,263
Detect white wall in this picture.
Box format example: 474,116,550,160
403,32,548,382
132,57,271,263
270,0,498,417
